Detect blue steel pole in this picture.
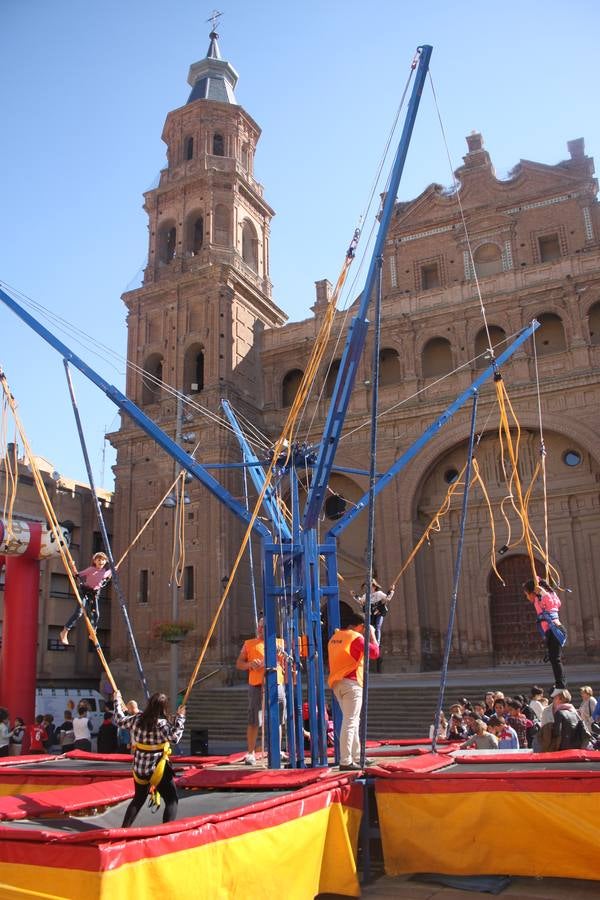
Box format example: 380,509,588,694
359,255,383,768
303,45,433,532
290,466,306,768
63,362,150,700
322,537,342,763
329,321,539,540
242,465,260,632
312,532,328,767
0,286,269,537
221,400,291,540
432,390,478,753
263,542,281,768
301,529,320,767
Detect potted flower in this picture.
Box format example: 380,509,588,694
153,621,194,643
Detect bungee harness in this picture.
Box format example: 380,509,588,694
132,741,172,810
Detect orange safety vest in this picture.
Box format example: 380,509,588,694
243,637,284,686
328,628,364,689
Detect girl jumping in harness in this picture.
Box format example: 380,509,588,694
523,577,567,689
59,552,111,646
354,580,394,645
113,691,186,827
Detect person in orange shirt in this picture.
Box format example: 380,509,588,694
235,616,286,766
328,612,379,770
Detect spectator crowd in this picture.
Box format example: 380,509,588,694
432,684,598,752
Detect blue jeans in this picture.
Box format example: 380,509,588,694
372,614,384,645
64,589,99,631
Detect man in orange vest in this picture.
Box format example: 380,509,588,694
328,612,379,770
236,616,286,765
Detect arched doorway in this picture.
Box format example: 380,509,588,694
489,555,544,664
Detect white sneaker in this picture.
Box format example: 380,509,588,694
244,752,256,766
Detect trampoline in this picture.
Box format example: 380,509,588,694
0,789,292,832
0,772,363,899
375,749,600,882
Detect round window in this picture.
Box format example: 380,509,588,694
444,468,459,485
325,494,346,520
563,450,582,467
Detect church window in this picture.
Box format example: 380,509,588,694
421,261,441,290
325,360,341,398
474,325,506,368
422,337,453,378
282,369,303,407
241,219,259,271
589,301,600,345
184,565,195,600
379,348,401,385
538,233,561,263
189,215,203,255
184,344,205,392
214,205,230,246
184,136,194,161
141,353,163,405
157,222,177,263
138,569,149,604
563,450,582,467
536,312,566,355
473,243,502,277
325,494,347,520
213,133,225,156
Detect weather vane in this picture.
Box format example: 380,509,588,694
206,9,222,33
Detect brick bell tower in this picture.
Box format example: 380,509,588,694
110,29,286,693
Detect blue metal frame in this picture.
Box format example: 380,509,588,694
328,321,539,540
0,44,462,773
0,286,270,539
303,44,433,532
221,399,291,540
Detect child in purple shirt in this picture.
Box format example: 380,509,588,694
59,552,111,645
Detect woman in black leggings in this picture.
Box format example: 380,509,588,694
113,691,186,827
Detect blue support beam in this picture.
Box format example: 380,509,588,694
221,399,291,540
328,321,539,539
0,286,270,538
303,45,433,532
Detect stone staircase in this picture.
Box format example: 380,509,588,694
185,663,596,746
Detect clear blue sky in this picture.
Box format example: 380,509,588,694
1,0,598,489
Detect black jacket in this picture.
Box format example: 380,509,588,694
97,722,119,754
552,705,579,750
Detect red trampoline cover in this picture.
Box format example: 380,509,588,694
0,778,133,820
177,766,337,790
454,749,600,764
367,753,456,775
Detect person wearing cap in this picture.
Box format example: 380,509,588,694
327,612,379,770
60,552,112,645
522,577,567,689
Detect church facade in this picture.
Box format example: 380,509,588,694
110,35,600,693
